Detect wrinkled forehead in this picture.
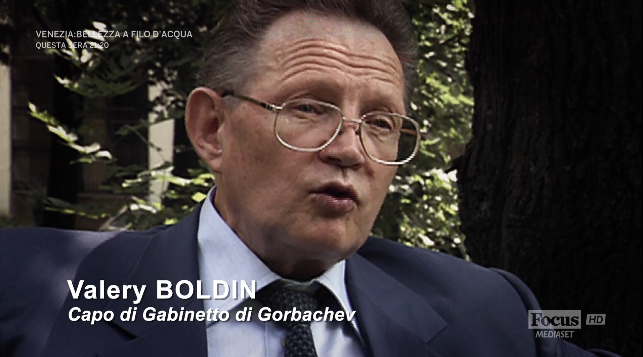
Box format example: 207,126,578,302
252,10,405,92
263,12,400,60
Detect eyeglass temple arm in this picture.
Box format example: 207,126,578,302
221,90,280,113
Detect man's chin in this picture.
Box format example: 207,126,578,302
289,231,364,261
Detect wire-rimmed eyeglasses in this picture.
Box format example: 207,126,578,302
222,91,424,165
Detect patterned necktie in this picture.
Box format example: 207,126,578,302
258,284,320,357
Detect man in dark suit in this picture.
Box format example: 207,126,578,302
0,0,621,356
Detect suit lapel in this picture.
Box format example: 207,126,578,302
346,252,447,357
100,206,207,357
97,299,206,357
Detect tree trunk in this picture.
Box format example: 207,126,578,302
40,51,83,228
458,1,641,355
172,118,199,178
40,0,86,229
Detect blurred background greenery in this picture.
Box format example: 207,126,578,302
0,0,474,258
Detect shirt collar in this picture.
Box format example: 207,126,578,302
197,188,359,331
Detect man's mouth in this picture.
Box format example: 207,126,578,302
310,182,360,212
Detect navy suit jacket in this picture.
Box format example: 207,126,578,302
0,205,619,357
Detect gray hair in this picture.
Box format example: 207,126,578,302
196,0,418,106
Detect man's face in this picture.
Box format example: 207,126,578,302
212,11,405,279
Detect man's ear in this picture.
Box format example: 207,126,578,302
185,87,226,173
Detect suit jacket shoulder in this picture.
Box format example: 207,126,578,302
349,237,619,357
0,226,164,357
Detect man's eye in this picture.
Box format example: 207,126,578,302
365,115,396,131
294,104,321,114
287,101,336,119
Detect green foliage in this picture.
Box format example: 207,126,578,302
372,0,473,258
16,0,472,257
29,103,113,164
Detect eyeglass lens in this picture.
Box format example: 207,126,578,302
274,99,419,163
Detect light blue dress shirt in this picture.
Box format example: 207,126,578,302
197,188,365,357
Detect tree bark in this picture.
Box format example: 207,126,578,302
40,0,87,228
458,1,641,355
172,118,199,178
41,55,83,228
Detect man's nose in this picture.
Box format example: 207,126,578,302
319,119,365,168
